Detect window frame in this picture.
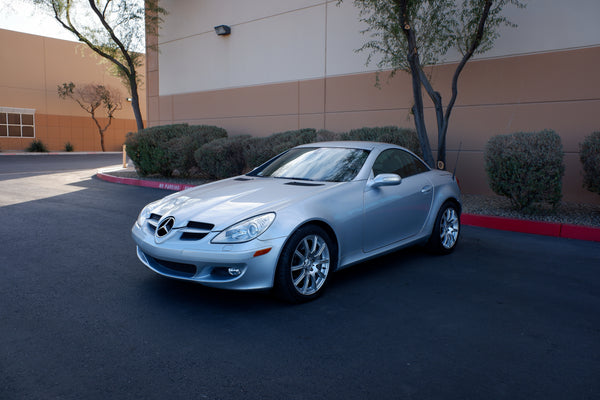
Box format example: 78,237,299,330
0,107,36,138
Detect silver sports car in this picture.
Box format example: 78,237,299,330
132,141,461,302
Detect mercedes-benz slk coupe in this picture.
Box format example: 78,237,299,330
132,141,461,302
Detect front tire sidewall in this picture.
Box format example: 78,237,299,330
428,201,461,255
274,225,336,303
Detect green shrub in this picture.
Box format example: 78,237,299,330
26,139,49,153
580,131,600,195
341,126,422,156
165,126,228,175
269,128,317,154
64,142,74,152
243,129,318,171
485,130,565,210
125,124,227,176
125,124,185,176
243,136,277,171
315,129,342,142
195,135,252,179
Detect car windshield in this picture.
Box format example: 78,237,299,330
249,147,370,182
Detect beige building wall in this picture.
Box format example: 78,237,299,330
0,29,145,152
147,0,600,203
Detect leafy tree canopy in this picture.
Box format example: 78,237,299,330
345,0,525,168
31,0,166,131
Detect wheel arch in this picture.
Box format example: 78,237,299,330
444,197,462,215
281,219,340,271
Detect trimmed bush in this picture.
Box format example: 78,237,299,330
269,128,317,153
485,130,565,210
341,126,422,156
580,131,600,195
243,136,278,171
194,126,423,180
26,139,49,153
125,124,227,176
243,128,318,171
165,127,228,175
315,129,342,142
195,135,252,179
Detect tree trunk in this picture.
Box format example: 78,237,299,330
130,91,144,131
129,71,145,131
400,5,435,168
437,1,493,169
410,76,434,168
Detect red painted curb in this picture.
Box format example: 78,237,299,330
97,173,196,192
96,172,600,243
461,213,600,242
560,224,600,242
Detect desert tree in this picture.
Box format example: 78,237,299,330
32,0,166,131
58,82,122,151
344,0,525,168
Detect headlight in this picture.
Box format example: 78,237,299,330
136,201,159,227
136,206,151,227
212,213,275,244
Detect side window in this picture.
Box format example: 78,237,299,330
372,149,429,178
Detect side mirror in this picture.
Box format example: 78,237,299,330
368,173,402,188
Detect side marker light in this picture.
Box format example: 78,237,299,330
253,248,272,257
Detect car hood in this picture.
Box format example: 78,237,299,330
148,177,342,230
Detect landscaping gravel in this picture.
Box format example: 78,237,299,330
461,194,600,228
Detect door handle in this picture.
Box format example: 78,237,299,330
421,185,433,193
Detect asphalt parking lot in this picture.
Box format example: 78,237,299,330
1,155,599,400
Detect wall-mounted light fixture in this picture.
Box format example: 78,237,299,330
126,97,133,102
214,25,231,36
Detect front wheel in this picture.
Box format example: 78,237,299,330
427,201,460,254
274,225,336,303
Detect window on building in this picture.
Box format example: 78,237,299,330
0,107,36,138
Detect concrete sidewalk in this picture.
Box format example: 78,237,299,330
0,151,122,155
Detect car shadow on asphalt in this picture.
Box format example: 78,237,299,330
136,244,436,310
139,275,282,310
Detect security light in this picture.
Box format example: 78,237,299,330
214,25,231,36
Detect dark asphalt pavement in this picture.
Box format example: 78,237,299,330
1,155,599,399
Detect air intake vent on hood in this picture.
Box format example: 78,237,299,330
285,181,324,187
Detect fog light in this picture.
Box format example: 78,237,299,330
228,267,242,276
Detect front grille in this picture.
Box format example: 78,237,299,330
149,213,162,221
187,221,214,230
180,232,209,241
178,221,214,241
147,214,162,231
147,255,196,277
145,215,214,241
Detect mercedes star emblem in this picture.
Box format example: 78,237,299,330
156,216,175,238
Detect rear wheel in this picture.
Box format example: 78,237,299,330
274,225,335,303
427,201,460,254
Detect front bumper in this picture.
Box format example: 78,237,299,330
131,223,286,290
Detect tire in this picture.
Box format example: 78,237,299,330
274,225,336,303
427,201,461,254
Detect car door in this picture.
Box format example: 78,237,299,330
363,149,433,253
